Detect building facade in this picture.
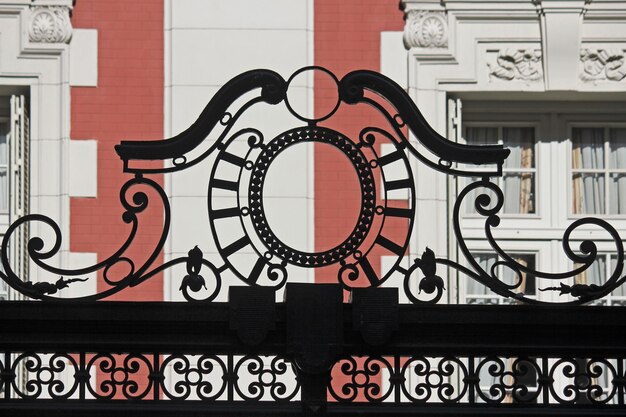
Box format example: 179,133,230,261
0,0,624,306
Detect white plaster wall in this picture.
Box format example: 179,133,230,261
164,0,315,301
0,3,73,284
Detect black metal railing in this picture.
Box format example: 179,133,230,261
1,299,626,415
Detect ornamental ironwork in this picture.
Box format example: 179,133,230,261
1,67,625,415
2,66,622,305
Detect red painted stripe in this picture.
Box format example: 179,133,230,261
314,0,404,285
315,0,405,401
70,0,164,302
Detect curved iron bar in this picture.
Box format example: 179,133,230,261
115,69,287,168
116,67,508,176
338,70,510,176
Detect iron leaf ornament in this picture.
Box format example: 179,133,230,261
416,248,445,296
0,67,623,305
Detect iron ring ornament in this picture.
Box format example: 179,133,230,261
211,126,377,271
1,65,625,304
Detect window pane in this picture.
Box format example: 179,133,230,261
503,173,535,214
467,254,497,297
575,256,605,286
502,127,535,169
499,254,536,297
572,128,604,169
465,127,536,215
609,128,626,169
610,256,626,302
467,254,500,304
572,173,605,214
466,127,499,145
610,173,626,215
514,254,535,296
0,168,7,214
575,256,607,305
0,123,7,165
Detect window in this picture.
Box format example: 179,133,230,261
0,95,30,301
454,101,626,301
0,121,8,214
465,126,536,215
572,127,626,215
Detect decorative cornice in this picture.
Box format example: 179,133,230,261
403,10,448,49
29,6,72,44
580,48,626,82
488,48,543,82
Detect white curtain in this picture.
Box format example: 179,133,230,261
609,128,626,214
572,128,605,214
502,127,534,214
575,257,605,286
466,255,498,304
0,125,7,213
611,256,626,300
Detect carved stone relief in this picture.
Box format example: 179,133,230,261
580,48,626,82
29,6,73,44
488,49,543,82
403,10,448,49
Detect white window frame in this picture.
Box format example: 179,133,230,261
454,101,626,282
0,117,9,225
0,95,29,302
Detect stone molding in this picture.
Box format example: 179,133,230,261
580,48,626,82
29,6,72,44
403,10,448,49
488,48,543,82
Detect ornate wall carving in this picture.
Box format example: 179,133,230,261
29,6,72,44
488,48,543,82
403,10,448,49
580,48,626,82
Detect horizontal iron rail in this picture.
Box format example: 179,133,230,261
1,401,626,417
0,301,625,356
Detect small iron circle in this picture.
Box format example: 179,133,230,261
284,66,341,124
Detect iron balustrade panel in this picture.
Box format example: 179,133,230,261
0,302,626,415
2,302,626,355
0,351,299,402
